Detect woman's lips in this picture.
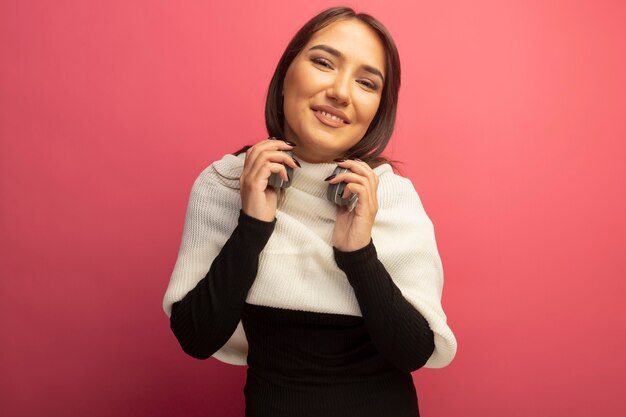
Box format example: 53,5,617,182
313,109,347,128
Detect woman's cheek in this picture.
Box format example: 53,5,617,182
359,98,380,124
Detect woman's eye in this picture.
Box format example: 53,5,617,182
358,80,378,90
312,58,333,69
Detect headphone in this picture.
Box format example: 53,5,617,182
267,152,358,209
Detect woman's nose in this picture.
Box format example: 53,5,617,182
326,73,351,106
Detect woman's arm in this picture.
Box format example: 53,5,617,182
334,241,436,373
169,138,297,359
169,211,275,359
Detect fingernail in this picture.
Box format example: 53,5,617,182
354,158,363,162
268,136,276,140
292,157,301,168
282,140,297,146
333,158,346,163
324,174,336,181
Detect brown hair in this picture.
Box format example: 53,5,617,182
235,6,401,169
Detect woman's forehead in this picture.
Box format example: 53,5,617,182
304,20,386,73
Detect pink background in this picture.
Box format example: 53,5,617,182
1,1,625,416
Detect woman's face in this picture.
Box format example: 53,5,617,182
282,19,386,163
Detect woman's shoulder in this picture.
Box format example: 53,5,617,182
182,153,246,208
192,153,246,189
374,163,423,208
374,162,411,186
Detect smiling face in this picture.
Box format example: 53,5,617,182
281,19,386,163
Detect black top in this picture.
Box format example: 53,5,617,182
170,211,435,416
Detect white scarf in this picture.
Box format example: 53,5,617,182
163,153,457,368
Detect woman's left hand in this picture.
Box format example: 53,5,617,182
329,159,379,252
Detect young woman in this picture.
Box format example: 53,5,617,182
163,7,456,417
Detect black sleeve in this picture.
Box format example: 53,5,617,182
333,241,435,372
169,210,276,359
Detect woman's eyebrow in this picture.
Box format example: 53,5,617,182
308,44,385,82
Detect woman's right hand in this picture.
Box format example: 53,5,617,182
239,138,299,222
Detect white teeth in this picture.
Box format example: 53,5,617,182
320,111,344,123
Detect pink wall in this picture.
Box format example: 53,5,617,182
1,1,625,416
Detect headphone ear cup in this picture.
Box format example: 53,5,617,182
326,166,358,207
267,151,294,189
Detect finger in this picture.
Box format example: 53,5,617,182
335,158,369,172
335,159,378,186
248,151,299,179
327,171,372,208
327,172,368,188
254,158,292,181
337,170,378,207
343,182,378,213
342,182,366,201
245,138,295,167
260,162,291,183
243,161,290,190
